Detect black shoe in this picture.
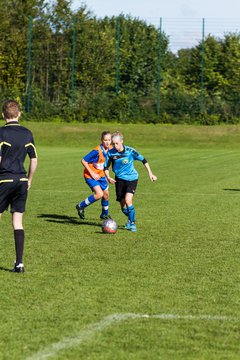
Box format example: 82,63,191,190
76,204,85,219
100,214,112,220
12,263,25,273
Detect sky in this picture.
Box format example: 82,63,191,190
71,1,240,51
71,0,240,19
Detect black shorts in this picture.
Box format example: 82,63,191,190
115,178,138,202
0,180,28,213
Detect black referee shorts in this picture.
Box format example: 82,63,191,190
115,177,138,202
0,180,28,213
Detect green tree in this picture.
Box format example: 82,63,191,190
220,33,240,116
0,0,46,98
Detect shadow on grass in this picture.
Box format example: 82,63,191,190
223,188,240,192
38,214,126,233
38,214,101,227
0,266,13,273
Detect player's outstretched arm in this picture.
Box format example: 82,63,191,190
144,162,157,182
28,158,38,190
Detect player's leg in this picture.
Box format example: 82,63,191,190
120,198,129,217
11,181,28,273
115,179,128,221
100,178,111,219
124,193,136,231
100,188,111,219
12,212,25,272
121,198,132,229
124,179,138,232
117,179,136,231
117,181,134,229
76,178,102,219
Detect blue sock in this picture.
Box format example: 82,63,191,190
127,205,135,223
101,199,109,216
122,207,129,217
80,194,96,209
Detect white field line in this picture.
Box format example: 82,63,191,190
26,312,238,360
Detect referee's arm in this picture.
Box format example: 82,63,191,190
0,136,2,163
27,158,38,190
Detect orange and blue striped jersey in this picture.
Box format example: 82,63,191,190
83,144,110,179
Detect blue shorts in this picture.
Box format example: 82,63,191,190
85,177,109,191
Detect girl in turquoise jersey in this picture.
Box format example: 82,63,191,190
104,131,157,232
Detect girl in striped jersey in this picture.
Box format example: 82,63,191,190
76,131,112,220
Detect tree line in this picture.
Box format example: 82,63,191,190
1,0,240,124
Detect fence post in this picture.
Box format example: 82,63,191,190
200,18,205,113
157,17,162,117
26,16,33,113
71,16,76,102
116,16,121,95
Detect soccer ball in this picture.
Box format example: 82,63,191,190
102,219,118,234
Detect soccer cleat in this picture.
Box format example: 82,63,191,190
100,214,112,220
12,262,25,273
129,223,137,232
76,204,85,219
125,220,131,229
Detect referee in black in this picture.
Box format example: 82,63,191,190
0,100,38,273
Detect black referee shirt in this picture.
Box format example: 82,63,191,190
0,121,37,181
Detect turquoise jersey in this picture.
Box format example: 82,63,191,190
104,145,145,181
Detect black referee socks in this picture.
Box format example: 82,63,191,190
14,229,24,265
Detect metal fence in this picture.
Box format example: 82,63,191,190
4,16,240,121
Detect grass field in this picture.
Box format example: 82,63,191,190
0,123,240,360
